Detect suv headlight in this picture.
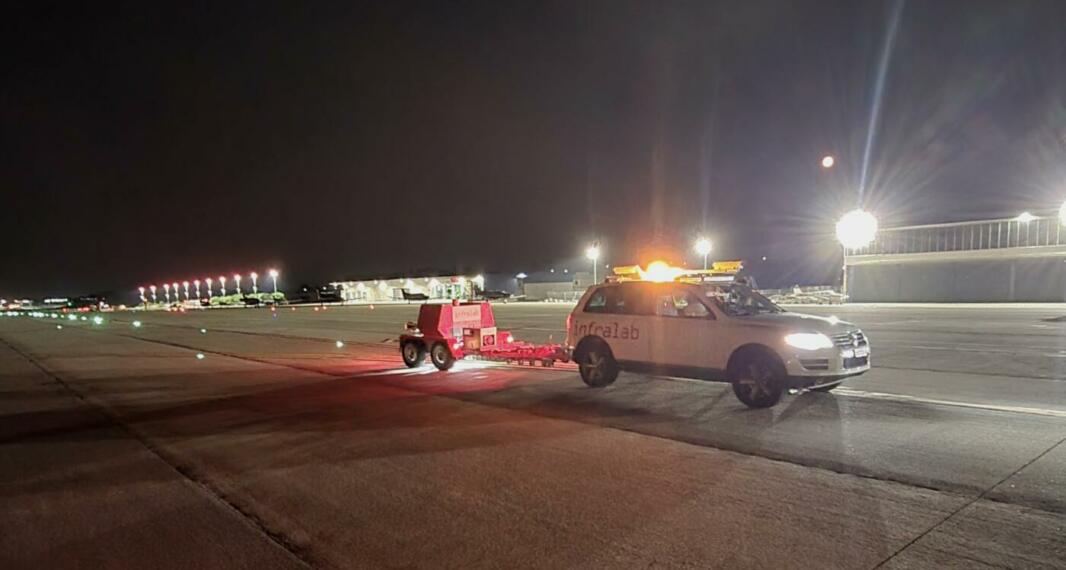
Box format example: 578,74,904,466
785,332,834,350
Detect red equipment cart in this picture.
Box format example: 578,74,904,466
399,301,568,370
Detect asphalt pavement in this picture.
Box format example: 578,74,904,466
2,302,1065,569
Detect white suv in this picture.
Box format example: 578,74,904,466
566,280,870,408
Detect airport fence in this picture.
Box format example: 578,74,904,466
847,214,1063,256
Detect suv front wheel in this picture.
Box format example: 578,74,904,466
575,338,619,388
730,350,786,408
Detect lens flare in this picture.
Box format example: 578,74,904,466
836,209,879,249
640,261,683,282
694,237,712,256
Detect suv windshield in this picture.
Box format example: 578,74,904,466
702,282,783,317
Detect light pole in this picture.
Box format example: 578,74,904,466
182,281,190,301
233,274,242,296
205,278,213,299
138,287,147,306
1058,202,1066,244
269,269,279,294
585,244,601,284
694,237,712,270
163,283,171,303
250,272,258,295
219,276,227,296
149,285,157,303
194,279,201,299
835,209,878,300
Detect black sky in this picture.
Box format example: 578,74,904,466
3,0,1066,297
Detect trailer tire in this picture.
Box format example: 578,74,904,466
401,341,426,368
430,342,455,371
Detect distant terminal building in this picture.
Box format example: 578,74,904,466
519,270,594,301
845,214,1066,302
328,270,596,303
330,275,478,303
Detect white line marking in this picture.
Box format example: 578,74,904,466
835,388,1066,418
902,345,987,352
657,376,1066,418
663,376,708,384
362,368,421,377
899,344,1066,355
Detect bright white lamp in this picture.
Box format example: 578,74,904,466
694,237,712,269
836,209,879,250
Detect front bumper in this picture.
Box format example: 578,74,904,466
783,345,870,381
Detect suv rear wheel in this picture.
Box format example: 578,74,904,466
730,350,785,408
576,339,618,387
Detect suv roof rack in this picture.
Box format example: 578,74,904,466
605,261,743,284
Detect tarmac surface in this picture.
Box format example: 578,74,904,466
2,302,1066,569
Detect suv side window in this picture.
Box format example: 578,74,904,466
584,286,625,314
617,284,654,315
655,288,712,318
584,285,653,315
584,288,610,313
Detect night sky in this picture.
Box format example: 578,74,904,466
3,1,1066,298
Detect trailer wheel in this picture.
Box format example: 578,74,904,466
430,342,455,371
401,341,426,368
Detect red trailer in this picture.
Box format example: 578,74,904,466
399,301,567,370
